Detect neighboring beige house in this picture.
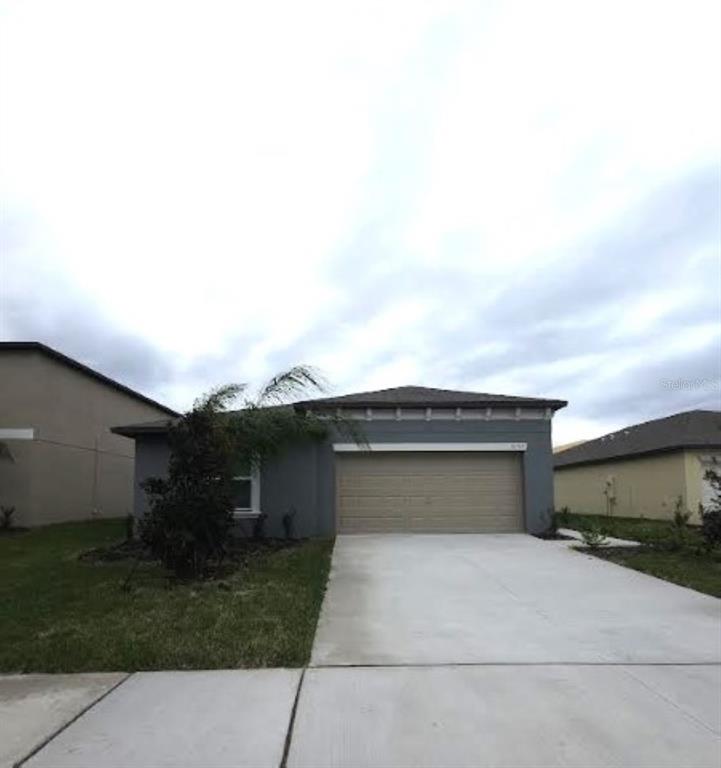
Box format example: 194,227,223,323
554,410,721,523
0,342,177,527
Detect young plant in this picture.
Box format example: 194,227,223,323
556,506,571,527
124,514,135,542
0,506,15,531
669,496,691,551
580,522,608,550
543,507,558,536
283,507,297,540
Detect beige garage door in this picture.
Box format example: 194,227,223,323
336,452,524,533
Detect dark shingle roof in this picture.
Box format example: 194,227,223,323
0,341,178,416
113,385,567,436
296,385,567,410
554,410,721,469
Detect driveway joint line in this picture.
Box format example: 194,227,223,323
15,672,133,768
280,667,306,768
618,665,721,738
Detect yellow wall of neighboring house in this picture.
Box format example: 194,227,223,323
554,450,702,522
684,449,721,515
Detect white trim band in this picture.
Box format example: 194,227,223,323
333,442,527,452
0,428,35,440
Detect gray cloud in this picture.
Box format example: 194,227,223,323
259,165,721,434
0,274,176,398
1,163,719,439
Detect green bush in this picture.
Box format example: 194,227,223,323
700,467,721,551
141,386,239,579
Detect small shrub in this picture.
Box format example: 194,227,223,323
669,496,691,551
0,506,15,530
580,522,608,550
556,506,571,527
700,467,721,550
253,512,267,540
124,514,135,541
283,508,297,539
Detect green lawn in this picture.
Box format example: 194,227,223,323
563,513,721,598
0,519,333,673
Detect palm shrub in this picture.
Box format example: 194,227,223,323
141,384,240,578
141,366,362,578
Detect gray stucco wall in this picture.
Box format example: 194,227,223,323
133,434,171,519
131,417,555,536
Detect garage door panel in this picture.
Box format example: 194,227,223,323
336,452,523,534
408,517,521,533
339,516,407,533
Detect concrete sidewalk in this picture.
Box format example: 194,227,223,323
15,670,301,768
0,673,126,768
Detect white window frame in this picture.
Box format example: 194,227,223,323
231,465,262,519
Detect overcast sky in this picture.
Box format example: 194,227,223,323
1,0,720,444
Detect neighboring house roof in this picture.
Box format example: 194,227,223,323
553,440,587,454
0,341,178,417
112,385,567,437
554,410,721,469
295,385,567,410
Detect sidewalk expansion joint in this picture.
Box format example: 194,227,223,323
15,673,133,768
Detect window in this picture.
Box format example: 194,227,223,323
230,476,252,510
230,460,260,515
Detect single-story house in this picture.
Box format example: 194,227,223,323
113,385,567,535
0,342,178,526
554,410,721,523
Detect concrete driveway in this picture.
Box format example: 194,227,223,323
290,534,721,767
311,534,721,665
